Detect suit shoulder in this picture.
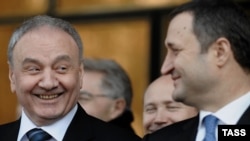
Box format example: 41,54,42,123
0,120,20,140
143,116,198,141
68,105,141,141
90,116,141,140
0,120,19,131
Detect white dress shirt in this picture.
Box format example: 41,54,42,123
18,104,77,141
196,91,250,141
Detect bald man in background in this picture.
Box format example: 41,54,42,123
143,75,198,134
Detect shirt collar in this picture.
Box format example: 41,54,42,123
216,91,250,124
196,91,250,141
199,91,250,125
18,104,77,141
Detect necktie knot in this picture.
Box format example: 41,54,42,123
26,128,52,141
203,115,219,141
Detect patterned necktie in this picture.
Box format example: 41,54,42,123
26,128,52,141
203,115,219,141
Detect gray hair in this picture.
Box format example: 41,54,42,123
7,15,83,66
83,58,133,110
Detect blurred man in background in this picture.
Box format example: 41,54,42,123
79,58,136,134
143,75,197,134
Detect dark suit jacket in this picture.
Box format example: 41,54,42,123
142,105,250,141
108,110,136,134
0,104,141,141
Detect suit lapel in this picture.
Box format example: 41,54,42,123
63,104,95,141
147,115,199,141
237,104,250,124
0,118,20,140
180,115,199,141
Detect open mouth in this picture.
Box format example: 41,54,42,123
35,93,62,100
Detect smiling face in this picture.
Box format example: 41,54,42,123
9,25,83,126
143,75,197,134
161,12,216,107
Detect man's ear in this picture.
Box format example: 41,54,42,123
79,62,84,89
8,64,16,93
109,98,126,120
211,37,232,67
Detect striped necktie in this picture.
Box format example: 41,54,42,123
203,115,219,141
26,128,52,141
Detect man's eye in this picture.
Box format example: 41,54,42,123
145,107,156,114
79,91,94,101
167,105,180,112
29,68,39,71
57,66,68,73
26,67,40,74
82,96,92,101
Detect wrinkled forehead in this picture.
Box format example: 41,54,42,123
12,26,80,64
22,25,67,38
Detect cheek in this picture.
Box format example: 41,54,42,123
84,100,109,115
143,114,153,127
14,74,38,94
14,76,38,106
173,55,189,74
175,110,192,120
85,106,96,115
64,74,81,91
82,102,96,113
60,75,81,102
176,51,199,66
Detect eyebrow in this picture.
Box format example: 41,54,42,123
22,55,72,66
144,100,175,107
22,58,41,66
53,55,71,63
144,103,155,108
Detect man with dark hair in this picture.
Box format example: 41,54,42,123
143,0,250,141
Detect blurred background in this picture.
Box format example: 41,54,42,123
0,0,249,137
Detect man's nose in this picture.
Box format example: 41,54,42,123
161,53,175,75
38,70,58,90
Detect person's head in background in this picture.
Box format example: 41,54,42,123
143,75,198,134
79,58,135,132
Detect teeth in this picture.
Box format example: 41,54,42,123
39,94,59,99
